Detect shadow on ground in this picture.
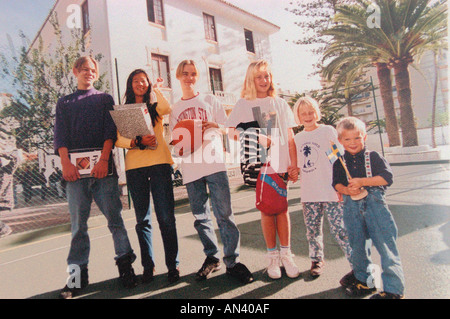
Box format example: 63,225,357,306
29,267,352,299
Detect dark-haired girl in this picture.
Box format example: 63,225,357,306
116,69,179,284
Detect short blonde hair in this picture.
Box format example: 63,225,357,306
73,56,99,79
176,59,199,79
241,60,277,100
292,96,322,125
336,117,367,138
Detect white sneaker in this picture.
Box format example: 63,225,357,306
280,249,300,278
266,250,282,279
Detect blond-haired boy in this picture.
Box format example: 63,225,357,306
332,117,405,299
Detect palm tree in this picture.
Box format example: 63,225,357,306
322,0,448,147
322,47,402,146
303,145,312,157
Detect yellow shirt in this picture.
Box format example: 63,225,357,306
115,89,174,171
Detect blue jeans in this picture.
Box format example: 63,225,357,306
185,171,240,268
66,176,135,268
343,187,405,295
126,164,179,271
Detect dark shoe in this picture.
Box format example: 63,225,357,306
195,256,221,281
142,267,155,284
58,267,89,299
339,270,357,288
370,291,404,299
59,285,80,299
310,261,324,278
168,268,180,284
226,262,254,284
345,280,377,297
116,254,138,288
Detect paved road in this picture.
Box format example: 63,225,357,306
0,163,449,301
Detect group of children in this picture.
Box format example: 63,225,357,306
53,56,405,299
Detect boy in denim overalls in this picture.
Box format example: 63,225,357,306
332,117,405,299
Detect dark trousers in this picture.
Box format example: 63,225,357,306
126,164,179,271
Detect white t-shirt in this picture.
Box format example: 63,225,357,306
225,96,297,173
294,124,343,202
170,93,227,184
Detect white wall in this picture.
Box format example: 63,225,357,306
105,0,278,104
366,126,449,152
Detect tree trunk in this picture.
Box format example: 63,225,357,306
393,60,419,147
431,51,438,148
376,63,401,147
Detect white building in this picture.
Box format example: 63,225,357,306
30,0,280,111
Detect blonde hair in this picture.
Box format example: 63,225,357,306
292,96,322,125
241,60,277,100
73,56,99,79
176,59,199,79
336,117,367,138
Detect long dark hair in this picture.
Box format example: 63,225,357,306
124,69,160,127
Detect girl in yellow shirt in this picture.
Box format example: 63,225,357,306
116,69,179,284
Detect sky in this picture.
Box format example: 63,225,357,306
0,0,322,94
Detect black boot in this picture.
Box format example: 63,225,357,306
116,254,138,288
59,267,89,299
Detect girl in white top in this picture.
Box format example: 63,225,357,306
226,60,300,279
293,96,353,284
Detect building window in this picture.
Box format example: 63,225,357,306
209,68,223,92
151,54,171,88
244,29,255,53
147,0,165,25
82,1,90,35
203,13,217,42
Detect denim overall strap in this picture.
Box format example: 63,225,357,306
364,151,379,194
365,150,372,178
364,151,384,193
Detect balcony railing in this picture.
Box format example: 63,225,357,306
207,90,237,106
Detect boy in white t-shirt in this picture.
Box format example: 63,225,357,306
170,60,253,284
293,96,354,286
